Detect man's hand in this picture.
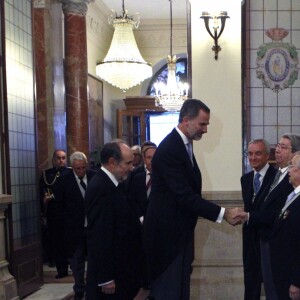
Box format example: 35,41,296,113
224,207,247,226
289,284,300,300
101,281,116,294
43,193,53,204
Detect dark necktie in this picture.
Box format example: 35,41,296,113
79,177,87,191
253,173,261,194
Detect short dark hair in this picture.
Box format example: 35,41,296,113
52,149,66,159
141,141,157,154
100,140,123,165
178,99,210,123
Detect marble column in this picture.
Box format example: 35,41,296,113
61,0,90,158
33,0,55,172
0,195,18,300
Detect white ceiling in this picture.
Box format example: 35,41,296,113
100,0,188,20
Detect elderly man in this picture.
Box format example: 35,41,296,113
269,153,300,300
85,140,144,300
56,151,96,300
241,139,277,300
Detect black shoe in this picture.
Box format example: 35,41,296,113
55,272,68,279
74,291,84,300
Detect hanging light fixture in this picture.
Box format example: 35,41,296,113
96,0,152,91
154,0,189,111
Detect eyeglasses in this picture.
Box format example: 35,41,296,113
275,143,292,150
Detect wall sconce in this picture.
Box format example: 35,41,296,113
200,11,230,60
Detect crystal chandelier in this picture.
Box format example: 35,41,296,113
96,0,152,91
154,0,189,111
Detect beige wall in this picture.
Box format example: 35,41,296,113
191,0,243,192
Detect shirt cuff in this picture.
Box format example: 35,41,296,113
98,280,114,287
216,207,225,223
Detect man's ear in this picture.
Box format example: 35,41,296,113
182,117,189,126
108,157,116,167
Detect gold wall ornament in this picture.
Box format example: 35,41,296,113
256,28,299,92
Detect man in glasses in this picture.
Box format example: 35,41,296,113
39,149,72,278
239,134,300,299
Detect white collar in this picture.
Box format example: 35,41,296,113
101,166,119,187
175,126,190,145
254,163,269,178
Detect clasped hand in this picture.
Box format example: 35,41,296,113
224,207,248,226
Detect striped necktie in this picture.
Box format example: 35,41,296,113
79,177,87,191
146,173,151,197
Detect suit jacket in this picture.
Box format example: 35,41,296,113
56,169,96,258
248,172,294,241
241,165,277,251
39,166,72,221
85,169,144,299
128,170,148,217
269,193,300,299
143,128,221,280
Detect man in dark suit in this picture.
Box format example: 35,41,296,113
241,139,277,300
85,140,144,300
56,151,96,300
143,99,245,300
39,149,71,278
240,134,300,299
125,141,157,195
269,153,300,300
129,142,157,219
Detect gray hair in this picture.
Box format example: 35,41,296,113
248,139,270,154
282,133,300,153
293,154,300,168
70,151,87,166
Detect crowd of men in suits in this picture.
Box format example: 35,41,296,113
40,99,300,300
240,135,300,300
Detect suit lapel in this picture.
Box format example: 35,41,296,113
272,194,300,236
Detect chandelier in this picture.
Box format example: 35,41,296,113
96,0,152,91
154,0,189,111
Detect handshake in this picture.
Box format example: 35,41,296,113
223,207,248,226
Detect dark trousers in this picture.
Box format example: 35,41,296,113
70,235,86,294
48,218,68,275
260,240,278,300
243,245,262,299
149,240,193,300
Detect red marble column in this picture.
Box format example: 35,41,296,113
33,1,55,173
61,0,89,158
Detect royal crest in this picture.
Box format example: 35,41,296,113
256,28,299,92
